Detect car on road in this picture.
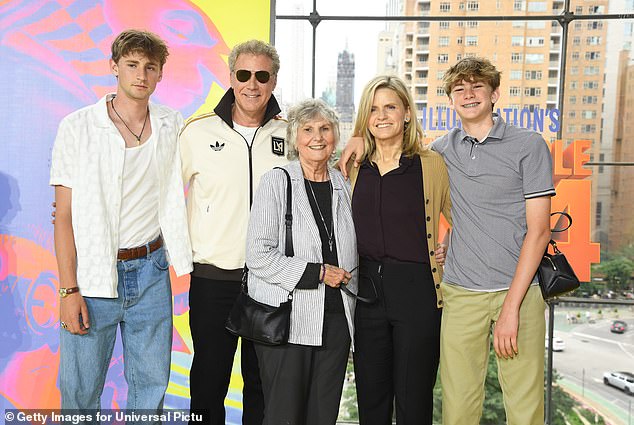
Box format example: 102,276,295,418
603,371,634,395
610,320,628,334
545,336,565,352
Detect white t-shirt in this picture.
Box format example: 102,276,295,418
233,122,258,146
118,134,160,248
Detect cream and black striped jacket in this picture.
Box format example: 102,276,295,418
246,161,358,347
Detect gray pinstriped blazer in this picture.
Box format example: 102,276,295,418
245,160,358,347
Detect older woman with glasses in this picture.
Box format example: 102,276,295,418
348,75,452,424
245,98,357,425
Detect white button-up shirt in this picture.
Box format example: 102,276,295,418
50,94,193,298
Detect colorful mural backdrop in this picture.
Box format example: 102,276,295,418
0,0,270,421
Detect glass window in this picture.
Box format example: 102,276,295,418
583,110,597,119
438,53,449,64
525,54,544,64
525,70,543,80
510,86,521,96
440,2,451,12
512,36,524,46
439,36,450,47
587,21,604,30
439,21,450,29
467,1,479,11
527,21,546,29
514,0,526,11
524,87,542,97
510,70,522,80
466,36,478,46
526,37,544,46
586,36,601,45
582,95,598,104
527,1,547,12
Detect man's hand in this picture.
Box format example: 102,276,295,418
60,293,90,335
493,304,519,359
336,136,365,179
435,243,447,266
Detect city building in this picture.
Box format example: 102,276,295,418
336,48,356,147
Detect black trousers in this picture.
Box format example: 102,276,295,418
189,276,264,425
255,312,350,425
353,259,441,425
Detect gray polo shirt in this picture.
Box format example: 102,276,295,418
431,115,555,291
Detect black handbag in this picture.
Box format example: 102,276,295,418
537,212,580,300
225,168,294,345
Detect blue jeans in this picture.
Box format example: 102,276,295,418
60,245,173,411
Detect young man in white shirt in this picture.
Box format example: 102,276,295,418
50,29,192,411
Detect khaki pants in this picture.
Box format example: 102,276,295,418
440,283,546,425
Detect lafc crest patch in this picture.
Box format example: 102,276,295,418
271,136,285,156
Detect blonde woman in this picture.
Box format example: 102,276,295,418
349,75,451,424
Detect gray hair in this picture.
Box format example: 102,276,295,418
228,40,280,75
287,99,340,159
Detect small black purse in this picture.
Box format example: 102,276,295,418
225,168,294,346
537,212,580,300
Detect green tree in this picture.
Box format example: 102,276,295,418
596,257,634,291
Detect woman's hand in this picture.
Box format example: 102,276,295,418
322,264,352,288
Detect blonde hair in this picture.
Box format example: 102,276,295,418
353,75,424,161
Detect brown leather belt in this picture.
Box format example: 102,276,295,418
117,236,163,261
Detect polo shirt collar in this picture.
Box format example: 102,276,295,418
459,113,506,145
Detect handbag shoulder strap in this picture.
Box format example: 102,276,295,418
547,211,573,254
274,167,294,257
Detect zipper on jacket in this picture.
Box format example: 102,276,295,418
233,127,261,208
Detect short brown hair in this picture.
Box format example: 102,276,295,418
443,57,501,96
111,30,169,68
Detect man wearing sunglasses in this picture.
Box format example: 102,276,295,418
179,39,288,425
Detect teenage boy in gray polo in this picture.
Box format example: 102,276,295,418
432,57,554,425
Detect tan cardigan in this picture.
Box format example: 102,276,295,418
349,148,452,308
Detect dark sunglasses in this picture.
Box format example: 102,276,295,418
235,69,271,83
